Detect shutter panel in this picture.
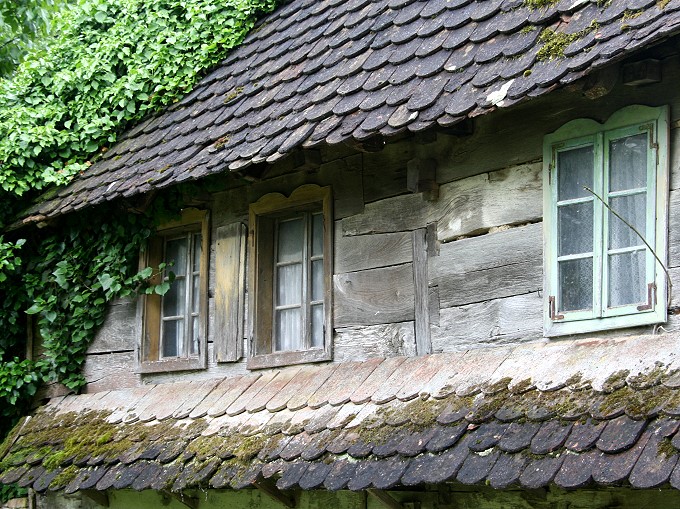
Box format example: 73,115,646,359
215,222,247,362
144,236,164,361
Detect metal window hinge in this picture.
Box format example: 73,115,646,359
637,282,656,311
549,296,564,320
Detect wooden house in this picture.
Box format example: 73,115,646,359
4,0,680,507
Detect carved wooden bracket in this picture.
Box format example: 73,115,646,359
253,479,296,508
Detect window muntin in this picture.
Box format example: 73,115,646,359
249,185,332,369
544,105,668,336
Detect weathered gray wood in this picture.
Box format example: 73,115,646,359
319,154,364,219
214,222,247,362
667,189,680,268
363,142,413,203
431,223,543,308
334,225,412,273
87,299,137,354
334,264,414,327
431,293,543,353
342,163,542,242
82,351,139,393
412,228,431,355
334,322,416,361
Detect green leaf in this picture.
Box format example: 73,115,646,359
154,281,171,295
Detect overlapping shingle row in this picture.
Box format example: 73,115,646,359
20,0,680,224
2,335,680,494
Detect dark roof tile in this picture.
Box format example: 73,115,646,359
486,453,527,489
456,450,500,485
629,419,680,488
498,421,541,454
592,431,650,484
530,421,572,455
597,415,647,453
421,435,475,484
553,450,597,489
519,455,564,489
564,418,606,452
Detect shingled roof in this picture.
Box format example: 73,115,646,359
19,0,680,224
2,334,680,495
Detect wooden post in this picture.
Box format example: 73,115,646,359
412,228,431,355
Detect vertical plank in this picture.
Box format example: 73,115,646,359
214,223,247,362
412,228,431,355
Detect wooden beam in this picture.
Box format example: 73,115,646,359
412,228,431,355
81,490,109,507
160,490,199,509
367,489,403,509
252,480,296,508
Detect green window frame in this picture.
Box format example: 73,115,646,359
543,105,669,336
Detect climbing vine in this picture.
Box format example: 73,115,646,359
0,0,279,501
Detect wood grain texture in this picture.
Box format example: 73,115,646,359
342,162,542,242
362,141,413,203
334,263,414,327
87,298,137,354
431,293,543,353
334,322,416,361
82,351,140,393
412,228,431,355
667,189,680,268
214,222,247,362
430,223,543,308
334,226,412,273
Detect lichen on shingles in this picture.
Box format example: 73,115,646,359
536,21,599,61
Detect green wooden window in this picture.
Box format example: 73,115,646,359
543,105,669,336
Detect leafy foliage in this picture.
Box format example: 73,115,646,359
0,0,279,501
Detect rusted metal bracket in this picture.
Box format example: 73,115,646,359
81,490,110,507
367,489,405,509
637,282,656,311
253,479,296,508
160,490,199,509
548,296,564,320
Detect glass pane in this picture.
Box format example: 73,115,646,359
559,257,593,312
277,217,304,263
311,259,324,301
275,308,302,351
190,316,199,355
162,278,185,317
165,237,188,276
557,145,594,201
609,251,646,307
558,202,593,256
311,304,324,348
276,264,302,306
609,133,647,192
192,275,200,313
312,213,324,257
609,194,646,250
192,234,202,272
162,319,183,357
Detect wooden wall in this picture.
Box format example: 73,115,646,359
78,52,680,391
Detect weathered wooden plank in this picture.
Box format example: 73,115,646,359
342,163,542,241
666,189,680,268
334,226,412,273
214,222,247,362
431,293,543,353
319,154,364,219
430,223,542,308
412,228,431,355
87,299,137,354
334,322,417,361
362,141,413,203
81,351,140,393
334,263,415,327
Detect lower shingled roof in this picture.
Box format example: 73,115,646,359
2,334,680,494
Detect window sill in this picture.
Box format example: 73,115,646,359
544,307,666,337
136,357,207,374
247,348,331,370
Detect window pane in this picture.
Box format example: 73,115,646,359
163,278,185,317
192,275,200,313
609,251,646,307
275,308,302,351
192,234,202,272
165,237,188,276
311,259,324,301
276,263,302,306
559,258,593,312
609,194,646,250
190,316,199,355
311,304,323,348
558,202,593,256
277,217,304,263
609,133,647,192
162,319,183,357
557,145,594,201
312,213,324,257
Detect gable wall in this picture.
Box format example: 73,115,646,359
76,52,680,392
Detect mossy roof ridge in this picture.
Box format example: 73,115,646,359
17,0,680,226
3,336,680,492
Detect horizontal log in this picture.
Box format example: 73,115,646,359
82,351,139,393
431,293,543,352
334,226,412,273
334,322,416,362
430,223,543,308
334,263,414,327
87,298,137,354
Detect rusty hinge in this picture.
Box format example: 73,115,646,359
549,296,564,320
637,282,656,311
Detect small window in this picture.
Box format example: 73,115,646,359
138,209,209,372
543,105,669,336
248,185,332,369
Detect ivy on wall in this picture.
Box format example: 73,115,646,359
0,0,280,501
